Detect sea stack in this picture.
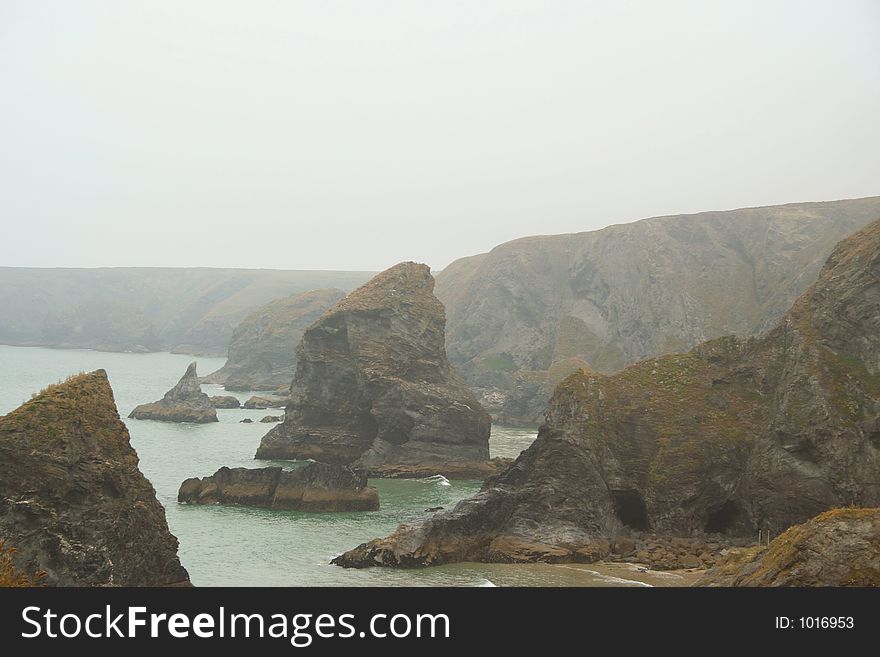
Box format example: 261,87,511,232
178,463,379,512
129,362,218,423
334,219,880,568
203,289,346,391
0,370,190,586
255,262,492,477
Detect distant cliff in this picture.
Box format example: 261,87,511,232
0,371,190,585
335,218,880,568
0,268,372,356
435,196,880,424
203,288,345,391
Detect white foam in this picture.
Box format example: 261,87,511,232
422,474,451,487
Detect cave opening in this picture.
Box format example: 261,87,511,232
610,489,650,531
704,500,741,534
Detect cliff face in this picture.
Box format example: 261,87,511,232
203,289,345,391
0,268,372,356
696,508,880,586
0,370,190,586
129,362,218,423
256,262,492,475
435,197,880,424
335,219,880,568
178,463,379,512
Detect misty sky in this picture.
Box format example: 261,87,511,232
1,1,878,271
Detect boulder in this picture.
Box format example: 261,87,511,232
0,370,190,586
243,395,287,410
260,415,283,423
256,262,492,476
210,395,241,409
129,362,217,423
178,463,379,512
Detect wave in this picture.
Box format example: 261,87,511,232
422,474,451,487
474,578,497,587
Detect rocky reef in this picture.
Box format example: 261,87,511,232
178,463,379,512
436,197,880,424
334,219,880,568
256,262,492,477
203,289,345,390
129,362,218,423
243,395,287,409
0,370,190,586
210,395,241,408
696,508,880,586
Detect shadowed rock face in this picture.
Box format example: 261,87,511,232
435,197,880,424
178,463,379,512
696,508,880,586
334,219,880,568
203,289,346,391
0,370,190,586
129,362,218,423
255,262,492,476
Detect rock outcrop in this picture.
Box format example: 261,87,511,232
178,463,379,512
435,197,880,424
0,370,190,586
256,262,492,477
243,395,287,409
260,415,282,423
203,289,345,390
210,395,241,409
129,362,218,423
334,219,880,568
696,509,880,586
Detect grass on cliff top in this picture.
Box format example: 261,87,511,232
0,370,130,455
724,507,880,586
0,541,45,587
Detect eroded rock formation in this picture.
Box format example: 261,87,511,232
0,370,190,586
178,463,379,512
256,262,492,477
335,219,880,568
129,362,218,423
696,508,880,586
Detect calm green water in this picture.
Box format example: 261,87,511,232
0,344,651,586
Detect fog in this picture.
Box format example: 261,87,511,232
1,1,878,270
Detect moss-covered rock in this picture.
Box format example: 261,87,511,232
696,508,880,586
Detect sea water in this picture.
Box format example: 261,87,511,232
0,344,669,587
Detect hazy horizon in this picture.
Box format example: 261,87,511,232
2,1,879,271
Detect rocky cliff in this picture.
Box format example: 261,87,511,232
129,362,218,423
203,289,345,391
335,219,880,568
256,262,492,476
178,463,379,512
696,508,880,586
435,196,880,424
0,370,190,586
0,268,371,356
